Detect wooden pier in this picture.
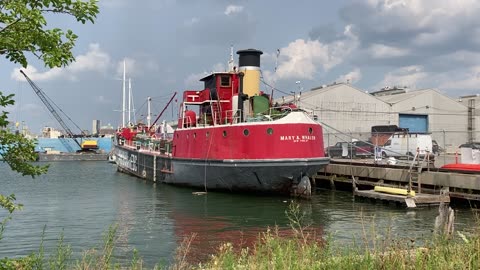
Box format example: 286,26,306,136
313,158,480,206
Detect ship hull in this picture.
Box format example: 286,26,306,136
114,145,329,195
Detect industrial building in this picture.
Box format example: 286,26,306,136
280,83,470,153
277,83,392,146
376,88,468,153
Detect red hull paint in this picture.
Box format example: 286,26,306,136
173,123,324,160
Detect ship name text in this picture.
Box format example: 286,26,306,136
280,135,316,143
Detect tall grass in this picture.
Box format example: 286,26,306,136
1,203,480,269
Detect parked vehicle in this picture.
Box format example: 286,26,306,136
325,142,355,158
325,141,373,158
353,141,374,157
381,133,435,159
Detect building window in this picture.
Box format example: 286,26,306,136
220,75,231,87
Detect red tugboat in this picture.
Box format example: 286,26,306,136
114,49,330,197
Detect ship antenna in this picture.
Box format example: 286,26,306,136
270,48,280,103
228,44,235,72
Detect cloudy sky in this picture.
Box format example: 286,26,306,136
3,0,480,133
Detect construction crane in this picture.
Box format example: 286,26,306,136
20,70,94,153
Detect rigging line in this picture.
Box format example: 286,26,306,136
42,91,84,135
130,85,137,124
260,78,292,97
203,128,217,193
150,93,176,100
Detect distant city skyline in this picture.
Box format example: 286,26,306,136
2,0,480,132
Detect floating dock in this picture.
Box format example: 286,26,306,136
37,152,108,162
354,188,450,208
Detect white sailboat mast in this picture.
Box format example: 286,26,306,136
128,78,132,125
122,59,126,128
147,96,152,128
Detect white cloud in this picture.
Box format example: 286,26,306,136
116,57,137,78
184,62,225,87
184,72,207,88
273,25,358,81
346,0,480,48
224,5,244,15
115,57,160,78
439,66,480,90
368,44,409,59
374,65,428,90
11,43,111,82
184,17,199,27
336,68,362,84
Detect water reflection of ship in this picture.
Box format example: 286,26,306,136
164,189,325,263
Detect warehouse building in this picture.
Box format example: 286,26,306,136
375,88,468,153
276,82,393,146
279,83,469,153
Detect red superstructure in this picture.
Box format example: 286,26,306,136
114,48,330,197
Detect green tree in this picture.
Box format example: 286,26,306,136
0,0,99,222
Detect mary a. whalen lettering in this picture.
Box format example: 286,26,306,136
280,135,316,142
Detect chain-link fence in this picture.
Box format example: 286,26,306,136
323,130,474,166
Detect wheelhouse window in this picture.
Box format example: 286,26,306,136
220,75,231,87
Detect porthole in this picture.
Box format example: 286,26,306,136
187,134,189,139
176,133,179,138
193,133,196,138
308,127,313,134
243,129,249,136
206,131,210,137
267,128,273,135
223,130,227,137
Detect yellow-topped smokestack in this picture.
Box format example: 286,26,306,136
237,49,263,97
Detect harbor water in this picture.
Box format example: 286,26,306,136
0,162,478,266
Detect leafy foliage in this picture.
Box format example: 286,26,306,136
0,0,99,68
0,0,99,262
0,0,99,176
0,92,48,177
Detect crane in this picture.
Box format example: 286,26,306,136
20,70,85,152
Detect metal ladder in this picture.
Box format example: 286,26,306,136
408,151,428,194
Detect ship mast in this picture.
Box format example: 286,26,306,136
228,45,235,72
147,96,152,127
270,49,280,103
128,78,132,125
122,59,126,128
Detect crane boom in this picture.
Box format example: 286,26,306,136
149,92,177,131
20,70,82,151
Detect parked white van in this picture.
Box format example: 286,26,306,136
381,133,434,159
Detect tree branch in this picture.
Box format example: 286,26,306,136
0,18,21,34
